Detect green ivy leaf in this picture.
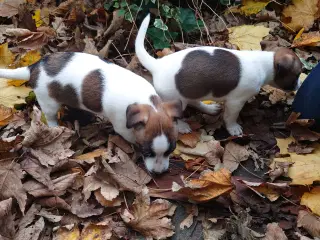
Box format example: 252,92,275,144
125,11,134,22
177,8,204,33
154,18,168,31
118,9,126,16
151,0,156,3
147,27,178,49
129,4,141,12
113,1,119,8
120,0,127,7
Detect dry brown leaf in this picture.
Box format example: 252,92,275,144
263,222,288,240
94,190,122,207
156,48,174,58
120,188,176,240
202,218,226,240
20,155,54,190
267,161,292,181
36,196,71,211
71,192,103,218
81,221,112,240
22,106,75,167
6,27,56,50
0,0,24,17
222,142,250,172
288,142,314,155
83,36,99,55
0,104,13,126
0,158,27,213
292,31,320,47
180,204,198,229
108,134,134,154
178,131,201,148
172,168,233,202
301,187,320,216
0,198,15,240
297,210,320,238
37,209,63,223
24,173,79,197
282,0,319,32
83,175,119,201
185,157,208,172
177,140,224,166
15,217,45,240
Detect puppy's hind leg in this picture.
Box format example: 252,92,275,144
223,100,246,136
36,96,61,127
189,101,222,115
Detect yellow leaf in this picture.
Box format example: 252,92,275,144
0,104,13,126
0,79,31,108
301,187,320,216
240,0,271,16
32,9,44,27
0,43,14,68
228,25,270,50
282,0,319,32
274,137,320,185
81,223,112,240
292,31,320,47
74,148,107,161
294,28,305,41
172,168,233,202
7,50,41,86
54,226,80,240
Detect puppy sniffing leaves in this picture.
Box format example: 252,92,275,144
0,52,182,174
135,14,302,136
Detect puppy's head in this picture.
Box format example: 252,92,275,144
271,48,302,91
126,95,182,174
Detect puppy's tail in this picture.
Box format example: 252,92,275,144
0,67,30,80
135,13,158,73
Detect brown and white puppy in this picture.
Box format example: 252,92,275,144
135,14,303,136
0,52,182,173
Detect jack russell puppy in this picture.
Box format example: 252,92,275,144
135,14,303,136
0,52,182,173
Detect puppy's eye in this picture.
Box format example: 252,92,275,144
164,141,176,157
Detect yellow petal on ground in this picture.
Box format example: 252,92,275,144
32,9,44,27
240,0,271,16
0,78,31,108
273,138,320,185
0,43,15,68
301,187,320,216
202,100,214,105
228,25,270,50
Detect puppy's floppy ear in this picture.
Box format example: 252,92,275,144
162,100,183,120
126,103,150,129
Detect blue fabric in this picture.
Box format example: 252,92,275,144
292,62,320,131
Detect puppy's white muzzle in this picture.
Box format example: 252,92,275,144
145,156,169,174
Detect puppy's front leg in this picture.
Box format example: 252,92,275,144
224,100,246,136
177,119,192,134
189,101,222,115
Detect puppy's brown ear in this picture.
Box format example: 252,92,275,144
162,100,183,120
126,104,150,129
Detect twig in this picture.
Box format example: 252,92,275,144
111,42,128,65
239,162,263,179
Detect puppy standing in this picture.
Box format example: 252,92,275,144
135,14,302,136
0,52,182,173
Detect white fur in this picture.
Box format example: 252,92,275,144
0,52,158,144
136,14,277,136
145,134,170,173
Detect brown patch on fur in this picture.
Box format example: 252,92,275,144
43,52,75,77
175,49,241,99
82,69,104,112
27,62,40,88
48,81,79,108
273,48,302,91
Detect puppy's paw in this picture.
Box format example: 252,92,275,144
226,123,243,136
177,120,192,134
202,103,222,115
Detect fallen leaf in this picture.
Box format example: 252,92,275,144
22,106,75,166
0,104,13,126
53,225,80,240
0,42,14,67
178,131,201,148
228,25,270,50
0,198,15,239
282,0,319,32
74,148,107,163
222,142,250,172
36,196,71,211
202,218,226,240
292,31,320,47
180,204,198,229
83,175,119,201
0,24,13,44
267,161,292,181
0,79,31,108
120,188,176,239
156,48,174,57
71,192,104,218
177,140,224,166
80,221,112,240
264,222,288,240
94,190,122,207
185,157,208,172
301,187,320,216
0,158,27,213
24,173,79,197
0,0,24,17
83,37,99,55
240,0,271,16
288,142,314,155
32,9,44,28
172,168,233,202
297,210,320,238
37,209,63,223
15,217,45,240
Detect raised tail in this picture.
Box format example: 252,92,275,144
135,13,158,73
0,67,30,80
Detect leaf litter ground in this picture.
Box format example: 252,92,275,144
1,0,320,240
